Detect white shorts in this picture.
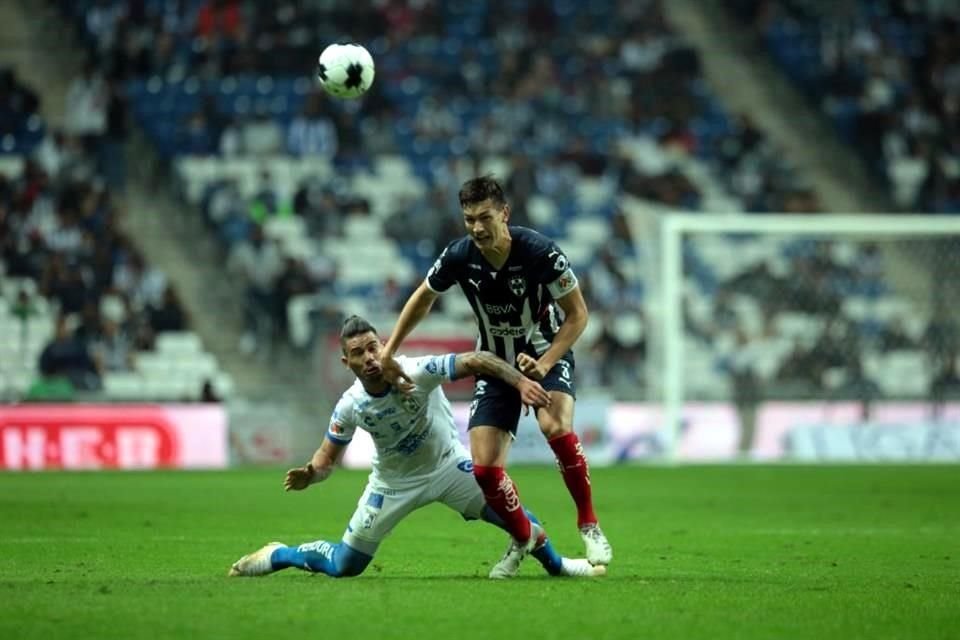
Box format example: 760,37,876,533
341,446,485,556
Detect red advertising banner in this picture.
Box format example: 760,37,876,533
0,405,228,470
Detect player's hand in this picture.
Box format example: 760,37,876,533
516,353,550,381
284,464,315,491
517,377,551,416
380,353,415,394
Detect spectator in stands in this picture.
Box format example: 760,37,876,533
274,256,318,340
240,108,283,157
41,255,88,316
201,379,221,402
227,223,283,354
74,300,105,345
286,93,338,158
249,169,285,221
113,251,167,309
593,246,642,311
413,96,459,142
64,61,107,153
291,178,340,237
205,177,250,245
726,329,762,455
93,318,134,372
99,79,129,194
39,315,102,391
879,319,916,351
930,353,960,415
33,128,68,178
149,284,188,333
11,287,38,322
923,303,959,368
179,110,218,155
196,0,243,41
0,68,39,136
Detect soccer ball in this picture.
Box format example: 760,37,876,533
316,43,375,99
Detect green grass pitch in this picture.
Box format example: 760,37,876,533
1,465,958,639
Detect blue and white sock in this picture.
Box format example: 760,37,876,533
270,540,372,578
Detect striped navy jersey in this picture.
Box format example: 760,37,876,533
425,226,579,364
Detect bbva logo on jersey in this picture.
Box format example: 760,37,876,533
508,276,526,297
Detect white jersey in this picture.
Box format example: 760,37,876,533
327,354,461,488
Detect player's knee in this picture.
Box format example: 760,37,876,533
333,562,365,578
538,415,570,439
332,544,372,578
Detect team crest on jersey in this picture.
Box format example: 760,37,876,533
401,395,421,413
508,276,526,297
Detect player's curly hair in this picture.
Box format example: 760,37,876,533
340,315,377,352
459,174,506,209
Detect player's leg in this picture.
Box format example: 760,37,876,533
433,452,566,577
537,357,612,565
230,483,418,578
268,539,372,577
468,377,543,550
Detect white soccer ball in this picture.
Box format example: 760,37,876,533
316,43,375,99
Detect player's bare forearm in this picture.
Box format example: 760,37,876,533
455,351,551,409
286,437,345,490
383,282,438,356
313,437,346,473
455,351,523,387
540,289,588,369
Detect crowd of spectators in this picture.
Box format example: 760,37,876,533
690,237,960,407
65,0,960,407
1,64,188,398
54,1,819,368
731,0,960,213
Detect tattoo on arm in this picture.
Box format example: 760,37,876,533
459,351,522,387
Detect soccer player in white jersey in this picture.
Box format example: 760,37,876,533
379,175,612,567
229,315,604,579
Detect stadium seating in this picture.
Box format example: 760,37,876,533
0,72,233,403
732,0,960,214
45,0,955,401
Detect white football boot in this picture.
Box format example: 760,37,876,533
560,558,607,577
228,542,284,577
488,522,545,579
488,538,524,579
579,524,612,565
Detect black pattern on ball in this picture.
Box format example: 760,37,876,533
345,63,364,89
316,63,327,81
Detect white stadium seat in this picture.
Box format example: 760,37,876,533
156,331,203,355
103,372,145,401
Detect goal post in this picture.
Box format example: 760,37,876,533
649,213,960,463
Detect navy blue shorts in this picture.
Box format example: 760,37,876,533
467,354,576,435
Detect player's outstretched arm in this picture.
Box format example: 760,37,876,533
454,351,551,411
284,437,347,491
383,281,439,357
381,282,439,387
517,287,589,380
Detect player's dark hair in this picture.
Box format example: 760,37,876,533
459,174,506,209
340,315,377,353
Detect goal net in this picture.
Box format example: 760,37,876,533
637,213,960,463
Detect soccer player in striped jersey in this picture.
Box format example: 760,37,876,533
380,176,612,567
228,315,604,579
